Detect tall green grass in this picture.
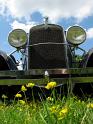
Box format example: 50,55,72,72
0,81,93,124
0,97,93,123
0,97,93,124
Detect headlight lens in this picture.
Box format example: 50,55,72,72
66,25,86,45
8,29,27,48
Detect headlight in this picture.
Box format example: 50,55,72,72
8,29,27,48
66,25,86,45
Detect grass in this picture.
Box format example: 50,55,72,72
0,96,93,124
0,81,93,124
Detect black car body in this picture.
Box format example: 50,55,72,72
1,20,93,85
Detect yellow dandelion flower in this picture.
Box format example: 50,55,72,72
45,81,57,90
87,103,93,108
49,105,60,114
2,94,8,99
78,100,81,103
59,107,68,116
26,83,35,88
47,97,54,102
58,107,68,120
59,107,68,115
21,85,27,92
15,93,22,98
17,107,22,112
19,100,25,105
58,116,64,120
49,106,58,113
0,105,4,110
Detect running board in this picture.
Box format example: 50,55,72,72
0,68,93,85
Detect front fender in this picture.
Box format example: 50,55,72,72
81,48,93,67
0,50,17,70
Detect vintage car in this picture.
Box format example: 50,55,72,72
0,18,93,98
